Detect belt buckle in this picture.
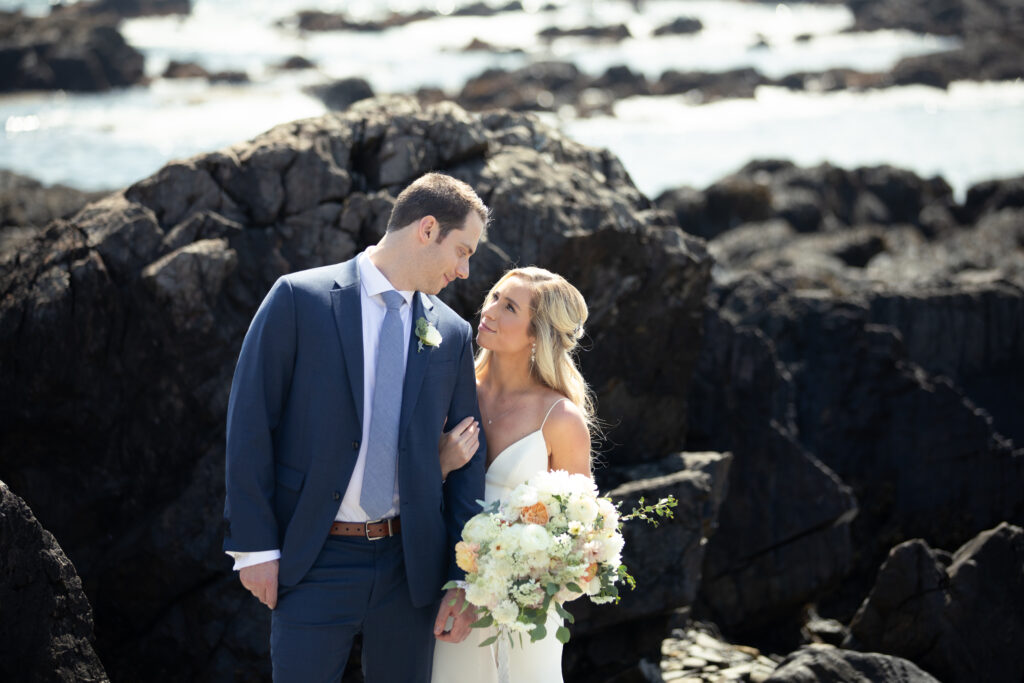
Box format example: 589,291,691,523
365,518,391,541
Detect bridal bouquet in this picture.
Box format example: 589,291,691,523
444,469,675,647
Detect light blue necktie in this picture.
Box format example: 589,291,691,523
360,289,405,520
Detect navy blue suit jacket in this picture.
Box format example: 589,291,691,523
223,257,486,607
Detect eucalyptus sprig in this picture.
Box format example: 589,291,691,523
620,495,678,527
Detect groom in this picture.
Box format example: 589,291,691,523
223,172,488,681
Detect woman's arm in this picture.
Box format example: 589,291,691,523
544,400,591,476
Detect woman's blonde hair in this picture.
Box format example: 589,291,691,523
475,267,597,435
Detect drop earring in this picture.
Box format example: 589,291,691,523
530,342,536,366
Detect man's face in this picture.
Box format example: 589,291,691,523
418,212,484,294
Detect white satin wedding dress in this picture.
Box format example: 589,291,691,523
431,399,568,683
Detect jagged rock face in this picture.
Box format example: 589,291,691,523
565,451,732,681
846,523,1024,683
687,310,858,648
707,274,1024,600
765,644,940,683
0,480,108,683
0,96,710,681
0,9,145,93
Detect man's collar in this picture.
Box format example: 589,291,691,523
357,250,415,307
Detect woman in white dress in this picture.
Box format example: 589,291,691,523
431,266,596,683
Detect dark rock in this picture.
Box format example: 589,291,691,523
656,175,773,240
890,36,1024,89
687,309,858,649
458,61,585,112
0,9,145,92
963,175,1024,222
0,480,108,683
275,55,316,70
459,37,524,54
577,452,732,630
538,23,632,41
75,0,191,18
453,1,523,17
0,96,711,681
305,77,375,111
1,171,107,252
653,17,703,36
294,8,434,32
162,59,209,79
655,67,770,102
847,523,1024,683
766,644,940,682
207,70,249,84
566,452,731,681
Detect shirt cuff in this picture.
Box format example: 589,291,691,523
226,549,281,571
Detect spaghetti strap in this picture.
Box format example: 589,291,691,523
540,398,569,430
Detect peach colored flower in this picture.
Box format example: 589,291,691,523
455,541,479,574
582,563,599,582
520,501,549,526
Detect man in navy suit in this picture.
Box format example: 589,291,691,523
223,172,488,681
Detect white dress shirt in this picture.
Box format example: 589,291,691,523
228,250,423,570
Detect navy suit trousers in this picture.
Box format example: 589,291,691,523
271,535,439,683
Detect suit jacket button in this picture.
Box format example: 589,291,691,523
333,491,341,501
352,441,360,450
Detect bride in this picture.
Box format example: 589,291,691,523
431,266,595,683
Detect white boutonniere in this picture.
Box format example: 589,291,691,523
415,317,442,352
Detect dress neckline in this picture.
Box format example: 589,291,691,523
486,429,545,472
484,397,569,472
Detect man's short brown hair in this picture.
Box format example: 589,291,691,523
386,172,489,240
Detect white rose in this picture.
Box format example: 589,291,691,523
520,525,551,553
462,514,494,544
567,495,599,524
508,484,539,509
492,600,520,625
598,532,625,563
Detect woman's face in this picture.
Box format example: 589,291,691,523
476,276,534,354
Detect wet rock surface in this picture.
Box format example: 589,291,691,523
0,480,108,683
0,8,145,92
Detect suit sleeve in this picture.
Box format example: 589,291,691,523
442,320,487,582
223,276,297,553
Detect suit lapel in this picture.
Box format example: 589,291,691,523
330,260,364,428
399,293,438,436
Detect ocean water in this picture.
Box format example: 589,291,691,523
1,0,1020,199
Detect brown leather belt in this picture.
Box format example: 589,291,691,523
330,517,401,540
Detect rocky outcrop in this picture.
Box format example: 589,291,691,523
565,452,732,681
1,171,107,253
0,9,145,92
305,77,375,111
0,480,108,683
688,311,858,650
0,96,710,681
846,523,1024,683
766,645,940,683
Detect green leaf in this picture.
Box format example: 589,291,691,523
442,580,459,590
471,614,494,629
553,602,575,624
480,634,499,647
567,582,583,593
546,582,560,595
555,626,571,644
530,624,547,642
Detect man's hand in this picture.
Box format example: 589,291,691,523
239,559,279,609
433,587,477,643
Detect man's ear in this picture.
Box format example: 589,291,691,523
417,216,437,244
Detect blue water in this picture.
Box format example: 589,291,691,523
2,0,1021,199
